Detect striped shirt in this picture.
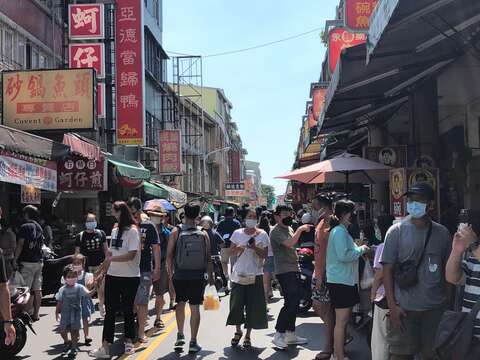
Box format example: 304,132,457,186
462,254,480,337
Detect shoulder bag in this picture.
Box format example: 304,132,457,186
230,231,259,286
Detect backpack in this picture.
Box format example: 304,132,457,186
175,225,208,271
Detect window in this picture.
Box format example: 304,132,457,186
39,53,46,69
4,30,13,61
17,38,25,67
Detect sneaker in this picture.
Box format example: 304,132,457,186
124,341,135,355
69,346,78,357
188,341,202,354
89,346,111,359
174,334,185,351
62,342,71,355
284,331,308,345
272,332,287,349
85,338,93,346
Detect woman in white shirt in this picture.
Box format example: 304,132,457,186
90,201,141,358
227,209,269,348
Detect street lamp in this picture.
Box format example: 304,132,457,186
203,146,231,193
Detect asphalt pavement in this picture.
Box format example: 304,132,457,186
17,291,373,360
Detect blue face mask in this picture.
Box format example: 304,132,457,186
407,201,427,219
85,221,97,230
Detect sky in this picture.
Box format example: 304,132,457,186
163,0,338,196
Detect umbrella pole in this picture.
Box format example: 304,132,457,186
345,172,350,196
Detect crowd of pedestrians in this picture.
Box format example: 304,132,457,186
3,181,480,359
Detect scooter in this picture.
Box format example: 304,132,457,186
297,247,315,314
0,287,36,358
41,246,73,297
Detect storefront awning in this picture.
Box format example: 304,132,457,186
150,181,187,206
63,133,101,160
107,155,150,180
0,124,69,160
143,181,169,198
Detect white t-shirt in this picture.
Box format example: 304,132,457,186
108,226,141,278
231,229,269,276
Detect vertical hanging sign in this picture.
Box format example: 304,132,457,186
115,0,144,145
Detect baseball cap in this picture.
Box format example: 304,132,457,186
404,182,434,201
301,213,313,224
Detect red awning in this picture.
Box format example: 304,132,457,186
63,133,101,160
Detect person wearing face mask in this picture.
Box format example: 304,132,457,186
270,205,313,350
75,213,108,317
381,183,452,360
227,209,269,348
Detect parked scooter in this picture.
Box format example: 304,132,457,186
297,247,314,314
0,287,36,358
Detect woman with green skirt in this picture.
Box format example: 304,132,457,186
227,208,269,348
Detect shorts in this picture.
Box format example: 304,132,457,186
386,308,445,356
153,267,169,296
326,283,359,309
135,272,152,305
263,256,275,273
312,278,330,303
173,278,205,305
20,262,43,292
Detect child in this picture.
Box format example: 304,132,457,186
55,264,95,357
71,254,96,346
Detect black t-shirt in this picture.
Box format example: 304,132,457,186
0,249,7,283
206,228,222,256
139,220,160,273
75,230,107,267
216,218,241,247
18,221,44,263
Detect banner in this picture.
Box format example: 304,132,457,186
328,28,367,74
311,85,327,120
390,168,406,218
68,4,105,40
364,145,407,168
58,155,107,191
345,0,378,31
0,150,57,191
115,0,144,145
159,130,181,174
69,43,105,78
21,185,41,205
2,69,95,131
229,150,241,183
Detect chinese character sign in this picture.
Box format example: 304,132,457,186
68,4,105,40
345,0,379,31
97,83,106,118
328,28,367,74
390,168,406,218
58,155,107,191
159,130,181,174
229,150,241,183
116,0,144,145
2,69,94,130
312,86,327,120
69,43,105,78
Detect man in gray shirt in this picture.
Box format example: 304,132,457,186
270,205,312,350
382,183,452,360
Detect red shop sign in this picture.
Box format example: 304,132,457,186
69,43,105,78
115,0,144,145
328,28,366,74
159,130,181,174
58,155,107,191
312,86,327,120
345,0,379,31
68,4,105,40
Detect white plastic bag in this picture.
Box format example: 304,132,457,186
360,258,374,290
203,285,220,310
9,270,25,287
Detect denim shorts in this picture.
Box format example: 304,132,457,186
263,256,275,273
134,272,152,305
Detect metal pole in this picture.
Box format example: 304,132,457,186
200,57,206,193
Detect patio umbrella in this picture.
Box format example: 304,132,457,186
276,152,391,188
144,199,176,212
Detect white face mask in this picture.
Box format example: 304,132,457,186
245,219,257,229
151,217,162,225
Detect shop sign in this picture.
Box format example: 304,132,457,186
97,83,106,118
225,183,245,191
312,85,327,120
115,0,145,145
229,150,241,183
328,28,367,74
58,155,107,191
68,4,105,40
0,150,57,192
389,168,406,218
345,0,379,31
159,130,181,174
69,43,105,78
2,69,95,131
225,189,245,197
367,0,399,62
21,185,41,205
364,145,407,168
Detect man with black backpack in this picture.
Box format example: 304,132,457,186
13,205,46,321
167,202,214,354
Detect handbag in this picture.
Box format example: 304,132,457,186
434,297,480,360
394,221,432,289
230,236,258,286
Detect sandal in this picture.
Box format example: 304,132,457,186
154,319,165,329
231,331,243,347
243,337,252,349
315,351,332,360
138,336,148,344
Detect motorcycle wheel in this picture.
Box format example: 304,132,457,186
0,320,28,358
297,281,312,314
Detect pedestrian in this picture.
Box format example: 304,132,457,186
148,209,171,329
370,215,394,360
0,217,16,280
39,217,53,248
13,205,45,322
382,183,452,360
0,247,16,347
270,204,312,349
200,216,223,257
162,214,176,309
258,211,274,301
216,207,241,289
128,197,161,343
311,195,335,360
55,264,95,357
227,208,269,348
326,199,369,360
90,201,141,358
75,213,108,317
166,202,214,354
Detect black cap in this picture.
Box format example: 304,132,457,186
404,182,434,201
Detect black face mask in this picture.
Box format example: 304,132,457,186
282,216,293,226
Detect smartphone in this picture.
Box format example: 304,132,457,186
248,237,255,245
458,209,480,250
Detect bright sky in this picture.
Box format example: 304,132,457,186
163,0,338,196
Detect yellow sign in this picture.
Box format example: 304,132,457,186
2,69,94,130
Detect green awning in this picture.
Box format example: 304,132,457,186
107,155,150,180
150,181,187,206
143,181,169,198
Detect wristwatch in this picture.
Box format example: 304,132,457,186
2,320,14,325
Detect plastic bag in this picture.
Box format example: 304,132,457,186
203,285,220,310
8,270,26,295
360,258,374,290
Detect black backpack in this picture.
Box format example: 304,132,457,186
174,225,208,271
